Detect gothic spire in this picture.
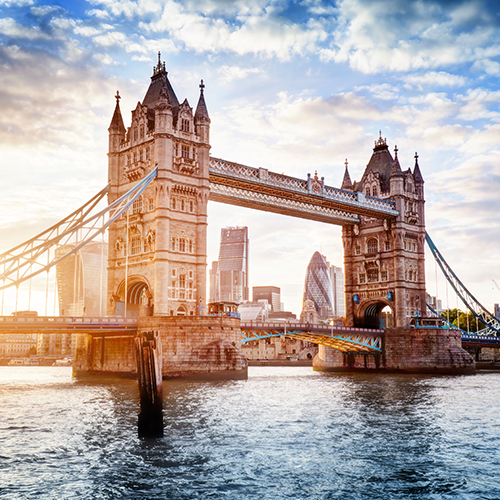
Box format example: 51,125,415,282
341,159,353,190
390,145,403,177
413,151,424,183
108,90,126,134
194,79,210,121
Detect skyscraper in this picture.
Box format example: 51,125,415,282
217,226,249,303
302,251,333,319
253,286,281,312
329,265,345,317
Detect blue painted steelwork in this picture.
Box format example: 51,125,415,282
425,232,500,336
0,167,158,291
240,322,383,352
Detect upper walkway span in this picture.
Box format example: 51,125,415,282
208,157,399,225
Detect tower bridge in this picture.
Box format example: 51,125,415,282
0,55,484,377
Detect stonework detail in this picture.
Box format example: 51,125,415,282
342,137,426,329
107,59,211,317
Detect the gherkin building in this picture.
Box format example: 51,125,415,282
303,252,333,319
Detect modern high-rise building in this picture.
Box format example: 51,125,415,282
329,265,345,317
302,251,333,319
253,286,281,312
209,261,219,303
38,241,107,358
216,226,249,303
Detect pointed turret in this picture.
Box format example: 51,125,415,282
358,131,393,193
390,145,403,177
195,79,210,122
341,159,353,190
109,91,126,135
413,152,424,184
194,79,210,144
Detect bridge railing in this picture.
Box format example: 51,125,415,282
240,322,381,335
209,157,397,215
0,316,138,325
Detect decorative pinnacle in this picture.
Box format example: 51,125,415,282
394,145,398,158
345,158,348,168
414,152,419,161
115,90,121,103
200,79,205,94
158,51,161,65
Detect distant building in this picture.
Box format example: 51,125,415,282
216,226,249,304
0,333,37,358
253,286,281,312
238,300,269,322
328,265,345,318
302,251,333,320
38,241,107,358
209,261,219,303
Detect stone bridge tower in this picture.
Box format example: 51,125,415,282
107,55,211,317
342,134,426,329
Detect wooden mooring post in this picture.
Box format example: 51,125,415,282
135,330,164,438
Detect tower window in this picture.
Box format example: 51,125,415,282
355,245,361,256
189,240,193,253
179,275,186,288
146,147,150,160
366,187,371,197
180,199,185,211
384,241,391,251
182,145,190,158
132,196,142,214
367,238,378,254
171,237,176,251
381,270,388,281
179,238,186,252
367,269,379,282
181,119,190,132
174,143,178,156
140,125,144,139
189,200,194,212
130,236,141,256
372,186,378,197
359,273,366,284
171,197,176,210
148,197,155,211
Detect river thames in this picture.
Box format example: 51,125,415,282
0,366,499,499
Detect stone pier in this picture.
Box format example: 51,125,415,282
313,327,475,375
73,316,248,380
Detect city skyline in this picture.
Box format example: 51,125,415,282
0,1,499,316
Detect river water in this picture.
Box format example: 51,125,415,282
0,366,499,499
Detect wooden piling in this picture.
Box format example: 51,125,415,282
135,330,164,438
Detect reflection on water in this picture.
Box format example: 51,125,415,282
0,367,499,499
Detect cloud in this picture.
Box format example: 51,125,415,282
321,0,500,74
404,71,467,89
0,17,50,40
218,65,264,84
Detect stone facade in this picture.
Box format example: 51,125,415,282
107,56,210,318
73,316,248,380
342,135,426,329
313,327,475,374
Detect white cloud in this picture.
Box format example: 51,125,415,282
404,71,467,89
0,17,50,40
354,83,399,100
218,65,264,84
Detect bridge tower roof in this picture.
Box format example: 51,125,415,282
142,52,180,113
108,91,126,134
358,131,394,192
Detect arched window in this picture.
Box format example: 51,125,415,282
372,186,378,197
179,239,186,252
170,197,176,210
367,238,378,254
366,187,371,197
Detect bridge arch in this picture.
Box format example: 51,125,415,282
356,299,393,329
115,276,153,317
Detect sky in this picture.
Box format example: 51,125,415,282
0,0,500,316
